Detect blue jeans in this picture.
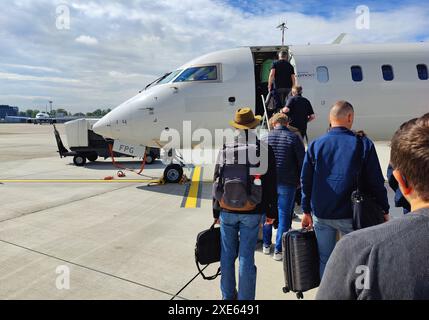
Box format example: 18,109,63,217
263,185,296,253
220,211,262,300
313,215,354,278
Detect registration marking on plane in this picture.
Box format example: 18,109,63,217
181,166,203,209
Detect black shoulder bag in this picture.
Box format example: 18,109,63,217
351,135,385,230
195,223,221,280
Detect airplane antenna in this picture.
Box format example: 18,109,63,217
277,22,288,46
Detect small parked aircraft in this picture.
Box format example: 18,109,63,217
6,112,77,124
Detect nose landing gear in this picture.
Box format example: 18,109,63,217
162,149,188,184
163,164,184,184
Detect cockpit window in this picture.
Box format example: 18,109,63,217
174,65,218,82
157,70,183,85
143,70,183,91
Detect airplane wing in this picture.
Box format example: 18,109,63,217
4,115,31,123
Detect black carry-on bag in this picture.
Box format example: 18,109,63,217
195,223,221,280
282,229,320,299
351,135,385,230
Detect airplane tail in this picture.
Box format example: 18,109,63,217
332,33,347,44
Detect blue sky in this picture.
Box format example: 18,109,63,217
0,0,428,113
225,0,425,17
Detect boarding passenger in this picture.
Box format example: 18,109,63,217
267,117,303,220
301,101,390,277
213,108,278,300
262,113,305,261
282,86,316,143
268,51,296,110
385,119,416,215
269,113,304,144
317,113,429,300
387,164,411,214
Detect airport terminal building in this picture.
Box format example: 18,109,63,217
0,105,19,119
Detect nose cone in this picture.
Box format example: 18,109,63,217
93,116,112,138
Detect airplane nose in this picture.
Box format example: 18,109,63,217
92,116,112,138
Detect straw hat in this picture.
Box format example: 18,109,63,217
229,108,262,130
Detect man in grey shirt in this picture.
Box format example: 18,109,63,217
317,113,429,300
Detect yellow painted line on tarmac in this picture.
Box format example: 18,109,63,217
182,166,203,209
0,179,156,184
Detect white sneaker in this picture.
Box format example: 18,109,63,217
273,252,283,261
263,246,271,255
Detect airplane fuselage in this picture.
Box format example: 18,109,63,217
93,43,429,147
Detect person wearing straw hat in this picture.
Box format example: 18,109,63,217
213,108,278,300
228,107,263,130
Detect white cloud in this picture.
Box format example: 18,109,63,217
108,71,146,78
0,0,428,112
0,94,52,101
0,72,80,84
75,35,99,46
141,35,161,43
0,63,60,73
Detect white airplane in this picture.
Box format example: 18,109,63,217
6,112,76,124
92,42,429,181
35,112,51,122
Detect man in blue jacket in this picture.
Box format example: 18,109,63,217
317,113,429,300
301,101,390,277
263,113,305,261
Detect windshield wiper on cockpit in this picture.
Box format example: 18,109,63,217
141,72,171,92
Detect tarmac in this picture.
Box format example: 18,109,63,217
0,124,403,300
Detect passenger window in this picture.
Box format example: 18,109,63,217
382,65,394,81
316,66,329,83
351,66,363,82
417,64,428,80
174,66,218,82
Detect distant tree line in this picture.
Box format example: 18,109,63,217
85,109,112,117
18,108,112,118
